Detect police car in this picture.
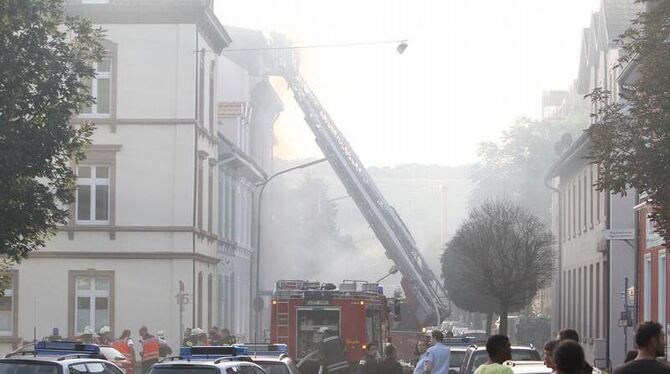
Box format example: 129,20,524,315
0,341,125,374
233,344,298,374
148,346,267,374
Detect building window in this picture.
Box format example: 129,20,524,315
197,159,204,230
647,215,664,249
572,183,576,238
644,255,652,321
208,165,214,234
577,177,582,235
81,58,112,117
209,61,216,133
198,49,205,127
72,272,112,334
76,165,110,224
595,262,601,338
589,265,594,338
207,274,213,329
589,167,594,228
0,273,17,336
197,272,203,328
659,251,666,329
583,171,588,231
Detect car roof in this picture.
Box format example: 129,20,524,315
0,357,110,365
470,346,536,351
504,361,552,374
152,358,260,370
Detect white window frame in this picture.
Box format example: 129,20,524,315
80,59,112,118
76,165,111,225
659,251,667,328
74,275,111,334
645,254,652,321
0,275,16,336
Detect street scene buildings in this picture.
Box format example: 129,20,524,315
4,0,670,372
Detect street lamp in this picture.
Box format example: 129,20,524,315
252,157,328,341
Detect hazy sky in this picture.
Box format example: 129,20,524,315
215,0,600,167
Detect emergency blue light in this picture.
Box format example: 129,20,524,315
179,346,248,360
35,341,100,355
234,343,287,356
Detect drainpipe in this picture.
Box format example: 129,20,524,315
605,191,611,368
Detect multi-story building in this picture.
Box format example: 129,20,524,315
1,0,230,352
216,26,283,342
547,0,642,368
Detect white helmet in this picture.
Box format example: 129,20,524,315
157,330,165,339
83,326,94,335
99,326,111,334
191,328,204,335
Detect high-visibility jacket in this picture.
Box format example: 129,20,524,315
141,336,160,362
319,336,349,374
112,338,133,362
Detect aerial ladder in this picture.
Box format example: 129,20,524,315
262,45,450,326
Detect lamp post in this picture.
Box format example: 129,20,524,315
252,157,328,341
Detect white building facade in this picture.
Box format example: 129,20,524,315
216,26,283,342
2,0,231,353
548,0,642,368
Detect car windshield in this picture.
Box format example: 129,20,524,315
149,367,219,374
0,362,61,374
257,363,290,374
511,350,541,361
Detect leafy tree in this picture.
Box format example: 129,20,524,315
0,0,103,260
470,114,587,224
587,1,670,243
441,199,554,335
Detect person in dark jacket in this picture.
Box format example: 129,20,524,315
377,345,402,374
359,343,379,374
557,329,596,374
318,328,350,374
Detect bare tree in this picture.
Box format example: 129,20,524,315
441,199,554,335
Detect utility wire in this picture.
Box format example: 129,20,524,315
224,39,407,52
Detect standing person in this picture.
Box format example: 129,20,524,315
80,326,96,344
377,344,403,374
221,329,236,345
182,328,192,347
424,330,450,374
318,328,349,374
413,339,428,374
156,331,173,358
138,326,159,374
553,340,585,374
542,339,559,373
47,328,62,342
556,329,596,374
613,321,670,374
473,335,513,374
112,329,136,365
358,342,379,374
98,326,112,345
209,328,222,346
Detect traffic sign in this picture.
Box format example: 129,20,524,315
604,229,635,240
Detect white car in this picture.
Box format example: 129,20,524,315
233,344,298,374
504,361,552,374
0,341,125,374
148,346,267,374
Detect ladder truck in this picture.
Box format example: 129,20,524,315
262,45,450,328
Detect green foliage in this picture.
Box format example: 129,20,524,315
441,199,554,335
587,1,670,243
0,0,103,260
470,114,587,224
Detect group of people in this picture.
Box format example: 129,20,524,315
181,326,237,347
358,342,406,374
46,325,173,374
543,322,670,374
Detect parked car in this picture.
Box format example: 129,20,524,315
6,343,133,374
459,345,541,374
503,361,552,374
0,341,125,374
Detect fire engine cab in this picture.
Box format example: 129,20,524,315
270,280,390,364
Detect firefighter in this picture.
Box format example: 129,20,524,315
98,326,112,345
112,329,136,365
318,328,350,374
138,326,160,374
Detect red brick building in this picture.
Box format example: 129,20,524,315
636,194,667,331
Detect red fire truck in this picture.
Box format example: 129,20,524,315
270,280,391,364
